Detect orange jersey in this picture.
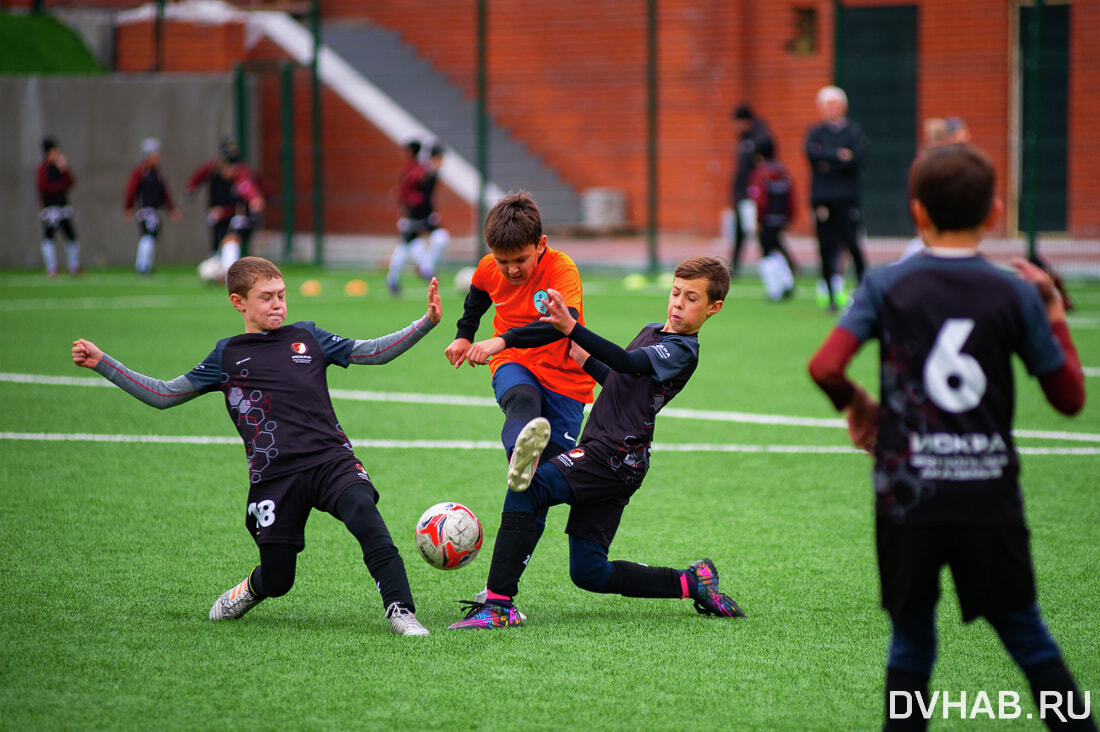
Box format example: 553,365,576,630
471,247,595,404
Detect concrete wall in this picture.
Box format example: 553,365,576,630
0,74,239,270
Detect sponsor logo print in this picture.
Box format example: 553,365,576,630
533,289,550,314
564,431,576,444
653,344,671,359
290,342,312,364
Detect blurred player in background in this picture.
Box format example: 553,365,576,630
388,141,450,294
809,144,1091,730
72,257,441,636
745,137,796,301
123,137,181,275
728,103,771,278
187,139,266,280
805,85,867,311
37,136,80,277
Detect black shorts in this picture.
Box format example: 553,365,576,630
552,451,635,548
245,456,378,549
876,519,1036,623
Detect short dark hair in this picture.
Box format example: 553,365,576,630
429,142,444,157
226,256,283,298
732,103,753,120
42,136,58,154
484,190,543,253
406,140,422,157
910,143,995,232
674,256,730,303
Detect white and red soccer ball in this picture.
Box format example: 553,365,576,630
414,502,483,570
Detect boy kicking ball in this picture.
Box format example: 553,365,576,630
449,256,745,629
72,256,440,636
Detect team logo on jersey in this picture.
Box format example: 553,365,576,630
533,289,550,314
291,342,308,354
568,447,585,460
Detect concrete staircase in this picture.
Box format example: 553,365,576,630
321,19,581,226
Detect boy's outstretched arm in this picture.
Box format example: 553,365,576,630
1011,258,1085,414
445,284,492,368
808,327,879,453
541,289,653,375
349,278,440,365
72,338,202,409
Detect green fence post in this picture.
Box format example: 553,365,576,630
646,0,658,275
310,0,323,266
281,63,296,263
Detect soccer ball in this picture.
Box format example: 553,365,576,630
454,265,477,292
414,502,483,570
197,255,224,284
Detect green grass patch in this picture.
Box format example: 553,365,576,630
1,266,1097,728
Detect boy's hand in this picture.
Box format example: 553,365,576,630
569,340,589,367
426,277,441,324
72,339,102,369
1011,257,1066,323
540,289,576,335
845,384,879,454
444,338,472,368
466,337,505,366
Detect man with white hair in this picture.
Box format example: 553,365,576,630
124,138,181,275
805,85,868,311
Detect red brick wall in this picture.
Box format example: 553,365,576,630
105,0,1095,238
116,19,245,72
1069,1,1100,237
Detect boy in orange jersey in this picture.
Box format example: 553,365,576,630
444,191,595,549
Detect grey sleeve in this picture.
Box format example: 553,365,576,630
93,353,202,409
348,315,437,366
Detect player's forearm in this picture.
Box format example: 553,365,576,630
94,354,200,409
568,325,653,375
501,308,579,349
349,314,437,365
581,355,610,385
455,286,492,341
808,328,861,411
1039,321,1085,415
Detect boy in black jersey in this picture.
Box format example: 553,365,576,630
72,257,440,636
450,256,746,629
809,145,1092,729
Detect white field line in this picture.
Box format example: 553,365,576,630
3,432,1098,456
2,372,1098,444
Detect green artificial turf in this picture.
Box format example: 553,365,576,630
0,266,1096,729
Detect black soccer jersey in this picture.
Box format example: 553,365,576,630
557,324,699,491
838,254,1066,524
185,322,363,483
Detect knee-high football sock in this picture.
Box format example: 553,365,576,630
485,511,539,600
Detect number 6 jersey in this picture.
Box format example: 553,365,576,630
837,253,1068,524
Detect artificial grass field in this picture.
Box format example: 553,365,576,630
1,265,1096,729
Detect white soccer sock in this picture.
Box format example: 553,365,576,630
136,235,156,273
65,241,80,273
387,241,410,286
759,254,782,301
424,228,450,276
220,238,241,271
41,239,58,274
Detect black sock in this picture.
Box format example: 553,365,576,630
605,561,685,598
1024,657,1097,730
883,666,931,731
486,511,539,599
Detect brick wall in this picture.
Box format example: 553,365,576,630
104,0,1096,239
